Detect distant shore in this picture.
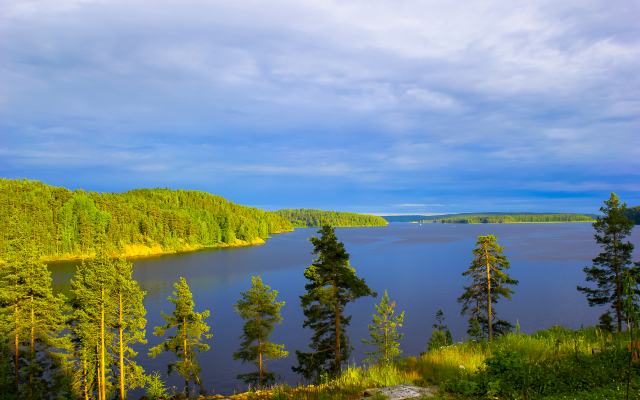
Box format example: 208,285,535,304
410,221,593,224
35,230,290,264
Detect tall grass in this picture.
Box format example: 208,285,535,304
413,325,631,384
227,326,636,400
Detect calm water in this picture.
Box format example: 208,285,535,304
48,222,640,395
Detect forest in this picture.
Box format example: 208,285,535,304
416,213,594,224
274,209,388,228
0,178,293,262
625,206,640,225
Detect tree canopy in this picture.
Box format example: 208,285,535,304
458,235,518,341
275,209,387,228
293,225,376,381
0,178,293,262
578,193,639,332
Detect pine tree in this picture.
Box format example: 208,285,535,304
0,215,70,399
467,317,483,341
149,277,212,398
232,276,288,389
110,257,147,399
457,235,518,342
578,193,640,332
70,233,116,400
427,310,453,351
362,290,404,365
292,225,376,381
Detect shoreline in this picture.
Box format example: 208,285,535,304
35,230,292,264
411,220,593,224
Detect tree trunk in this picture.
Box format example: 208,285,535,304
258,311,262,389
101,288,106,400
614,232,622,332
120,293,125,400
485,245,493,342
30,294,34,398
184,317,189,398
334,274,341,377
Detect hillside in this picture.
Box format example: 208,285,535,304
0,179,293,262
274,209,388,228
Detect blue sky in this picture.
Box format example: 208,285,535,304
1,0,638,215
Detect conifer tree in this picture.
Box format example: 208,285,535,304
110,257,147,399
20,239,70,399
362,290,404,365
578,193,639,332
427,310,453,351
70,232,116,400
149,277,212,398
457,235,518,342
292,225,376,381
0,215,70,399
232,276,288,389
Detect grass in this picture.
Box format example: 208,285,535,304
199,325,638,400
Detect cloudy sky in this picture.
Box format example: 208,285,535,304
1,0,638,214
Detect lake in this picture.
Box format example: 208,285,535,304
48,222,640,396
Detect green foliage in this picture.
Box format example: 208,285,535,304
623,205,640,225
458,235,518,341
233,276,288,389
362,290,404,365
145,371,169,400
467,317,484,342
149,277,212,398
418,213,594,224
111,256,148,398
0,215,71,400
70,234,118,400
578,192,639,332
427,310,453,351
293,225,376,382
598,311,615,332
275,209,388,228
0,178,293,262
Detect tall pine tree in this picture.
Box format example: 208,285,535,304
362,290,404,365
149,277,212,398
578,193,640,332
292,225,375,381
110,256,147,399
0,214,70,399
457,235,518,342
70,232,116,400
232,276,288,389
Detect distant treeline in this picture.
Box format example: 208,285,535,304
0,179,292,261
417,213,594,224
274,209,388,228
623,205,640,225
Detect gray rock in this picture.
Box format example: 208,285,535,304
362,383,438,399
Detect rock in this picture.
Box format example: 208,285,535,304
362,384,438,399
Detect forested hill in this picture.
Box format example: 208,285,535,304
623,205,640,225
417,213,594,224
0,178,293,262
274,209,388,228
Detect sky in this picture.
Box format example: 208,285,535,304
1,0,639,215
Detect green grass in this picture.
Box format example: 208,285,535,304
224,326,639,400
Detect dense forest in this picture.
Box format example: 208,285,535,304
416,213,594,224
624,205,640,225
0,179,292,262
274,209,388,228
